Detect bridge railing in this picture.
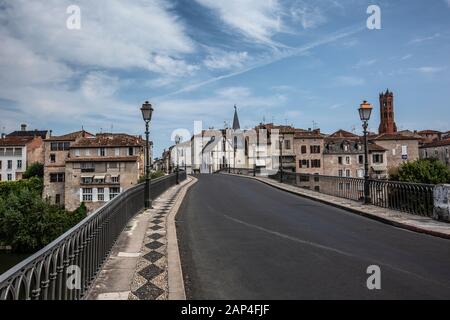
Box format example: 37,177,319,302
0,171,187,300
220,168,434,217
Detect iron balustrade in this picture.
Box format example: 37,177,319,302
0,171,186,300
221,168,434,217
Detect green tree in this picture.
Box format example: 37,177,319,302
23,162,44,179
393,158,450,184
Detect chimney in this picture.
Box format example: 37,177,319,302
21,124,27,132
49,130,53,137
1,133,5,139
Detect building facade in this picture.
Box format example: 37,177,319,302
420,139,450,167
63,133,145,212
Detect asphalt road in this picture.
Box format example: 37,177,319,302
176,174,450,299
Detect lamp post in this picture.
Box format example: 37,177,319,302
175,135,181,184
358,100,373,205
141,101,154,209
279,134,284,183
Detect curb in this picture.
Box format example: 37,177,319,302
166,176,198,300
224,173,450,241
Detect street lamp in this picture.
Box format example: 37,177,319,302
141,101,154,209
175,135,181,184
358,100,373,205
279,134,284,183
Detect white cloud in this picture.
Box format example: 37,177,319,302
80,72,121,99
408,33,440,45
413,66,446,74
216,87,252,99
290,4,327,29
204,51,249,70
194,0,283,46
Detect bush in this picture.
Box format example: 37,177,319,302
394,158,450,184
138,170,166,183
23,162,44,179
0,179,86,253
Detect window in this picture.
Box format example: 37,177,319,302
14,148,22,156
51,142,58,151
111,176,120,184
17,160,22,169
51,142,70,151
99,148,106,157
346,169,351,177
0,174,2,181
301,146,307,154
7,174,12,181
82,188,93,202
401,145,408,156
338,170,343,177
311,159,321,168
7,160,12,170
358,155,364,164
299,160,309,168
86,149,90,156
109,162,118,169
5,148,13,156
55,194,61,205
284,140,291,150
345,156,350,165
344,144,349,152
50,173,65,182
81,162,94,172
338,157,343,165
310,145,321,154
357,169,364,178
115,148,120,156
75,149,80,157
0,161,2,169
50,154,56,163
109,187,120,200
373,154,384,164
81,176,93,184
97,188,105,201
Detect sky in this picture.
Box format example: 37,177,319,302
0,0,449,157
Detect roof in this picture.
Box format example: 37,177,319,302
420,139,450,149
324,138,386,154
254,123,296,134
71,133,144,148
417,130,442,135
294,129,325,139
7,130,48,139
66,156,139,163
329,129,359,139
46,130,94,141
371,133,421,141
232,105,240,130
0,136,36,147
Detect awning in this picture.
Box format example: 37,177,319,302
371,165,387,172
81,175,94,178
110,174,120,178
94,175,105,180
256,159,266,166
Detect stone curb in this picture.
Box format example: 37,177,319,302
223,173,450,241
167,176,198,300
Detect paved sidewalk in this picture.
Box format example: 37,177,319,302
224,173,450,240
87,176,194,300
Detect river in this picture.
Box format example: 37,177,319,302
0,253,30,275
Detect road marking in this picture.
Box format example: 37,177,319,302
222,213,450,290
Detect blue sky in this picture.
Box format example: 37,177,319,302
0,0,449,157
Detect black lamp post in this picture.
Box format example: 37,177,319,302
175,135,181,184
279,134,284,183
141,101,154,209
358,101,373,205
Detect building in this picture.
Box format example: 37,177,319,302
43,130,94,205
170,140,192,173
64,133,145,212
420,139,450,167
416,130,442,143
0,135,44,181
378,89,397,135
294,129,325,175
7,124,49,140
323,131,388,179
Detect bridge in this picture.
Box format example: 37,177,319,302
1,170,450,299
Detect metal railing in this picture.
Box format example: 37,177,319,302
0,172,186,300
221,168,435,218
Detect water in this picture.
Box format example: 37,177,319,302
0,253,30,275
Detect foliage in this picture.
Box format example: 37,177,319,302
138,170,166,183
0,179,86,253
391,158,450,184
22,162,44,179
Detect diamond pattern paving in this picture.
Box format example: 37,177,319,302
138,264,163,280
145,241,164,250
143,251,164,263
133,282,165,300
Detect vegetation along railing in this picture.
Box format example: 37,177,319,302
0,172,187,300
223,168,434,217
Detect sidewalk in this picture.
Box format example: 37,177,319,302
224,173,450,240
87,176,196,300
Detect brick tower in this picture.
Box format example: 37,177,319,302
378,89,397,134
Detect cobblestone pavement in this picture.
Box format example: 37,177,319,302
128,185,182,300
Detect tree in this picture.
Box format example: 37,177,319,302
393,158,450,184
23,162,44,179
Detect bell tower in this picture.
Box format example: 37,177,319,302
378,89,397,134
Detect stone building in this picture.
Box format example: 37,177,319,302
64,133,145,212
170,140,192,173
420,139,450,167
43,130,94,205
294,129,325,175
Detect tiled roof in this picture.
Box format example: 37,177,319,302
71,133,144,148
294,129,325,139
417,130,442,135
66,156,139,162
372,133,421,141
0,136,35,146
46,130,94,141
329,129,359,138
324,138,386,154
420,139,450,148
7,130,48,139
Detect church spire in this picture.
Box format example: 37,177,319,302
232,104,240,130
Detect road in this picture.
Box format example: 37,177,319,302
176,174,450,299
